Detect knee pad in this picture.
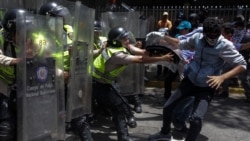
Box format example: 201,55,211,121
0,95,11,120
0,121,15,141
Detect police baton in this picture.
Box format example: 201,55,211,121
110,84,135,111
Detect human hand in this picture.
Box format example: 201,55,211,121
135,41,143,48
162,52,174,62
64,71,69,83
10,58,22,65
206,75,226,89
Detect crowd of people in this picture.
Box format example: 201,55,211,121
0,2,250,141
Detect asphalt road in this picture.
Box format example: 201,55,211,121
90,87,250,141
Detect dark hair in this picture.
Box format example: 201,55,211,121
234,14,245,27
222,22,234,34
203,17,222,34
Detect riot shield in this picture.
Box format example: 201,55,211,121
0,0,43,9
101,11,141,37
66,1,95,122
115,63,145,96
16,13,65,141
0,8,5,17
0,8,6,26
101,12,145,96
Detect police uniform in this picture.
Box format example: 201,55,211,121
92,26,136,141
0,27,17,141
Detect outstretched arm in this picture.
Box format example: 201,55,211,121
206,65,246,89
239,42,250,51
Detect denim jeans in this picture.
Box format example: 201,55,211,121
161,77,214,141
172,96,195,129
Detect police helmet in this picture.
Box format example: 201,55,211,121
2,8,27,33
94,20,102,31
107,26,129,47
39,2,63,16
39,2,72,25
189,12,200,29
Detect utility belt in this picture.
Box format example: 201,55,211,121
93,77,111,85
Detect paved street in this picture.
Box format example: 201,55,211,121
90,64,250,141
90,87,250,141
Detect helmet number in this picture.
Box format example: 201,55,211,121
39,40,47,47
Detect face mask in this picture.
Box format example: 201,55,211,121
204,33,220,47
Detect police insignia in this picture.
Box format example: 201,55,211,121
36,66,48,82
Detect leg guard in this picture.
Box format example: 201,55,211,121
0,93,16,141
112,115,134,141
121,103,137,128
71,116,93,141
131,95,142,113
0,121,15,141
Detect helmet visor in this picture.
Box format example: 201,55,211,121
119,31,136,44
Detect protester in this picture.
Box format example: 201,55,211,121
149,17,247,141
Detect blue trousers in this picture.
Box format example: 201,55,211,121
162,77,214,141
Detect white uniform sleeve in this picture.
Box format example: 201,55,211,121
0,49,14,66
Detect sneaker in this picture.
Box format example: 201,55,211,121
148,132,171,141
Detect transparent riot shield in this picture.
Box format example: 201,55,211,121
101,12,145,96
66,1,94,122
101,11,141,37
115,64,145,96
16,13,65,141
0,8,6,22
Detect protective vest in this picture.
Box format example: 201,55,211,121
63,24,73,71
94,36,107,50
92,46,128,84
0,30,15,84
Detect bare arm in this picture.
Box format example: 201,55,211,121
131,52,174,64
93,42,107,58
239,42,250,51
207,65,246,89
127,44,149,56
163,35,179,48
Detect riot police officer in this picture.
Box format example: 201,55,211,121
92,26,173,141
0,8,24,141
39,2,93,141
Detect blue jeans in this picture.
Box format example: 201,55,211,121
172,96,195,130
161,77,214,141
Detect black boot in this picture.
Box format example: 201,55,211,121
123,104,137,128
132,95,142,113
113,115,135,141
0,94,16,141
71,116,93,141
